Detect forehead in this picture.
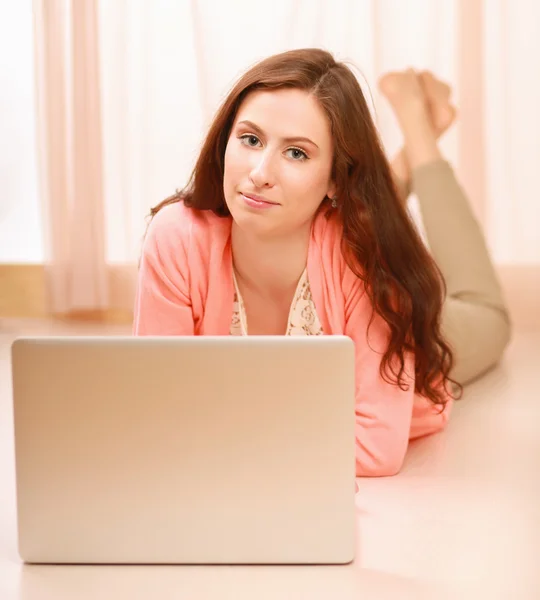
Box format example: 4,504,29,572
234,88,332,146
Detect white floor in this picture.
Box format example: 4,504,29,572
1,319,539,599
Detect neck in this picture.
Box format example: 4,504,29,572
231,222,311,295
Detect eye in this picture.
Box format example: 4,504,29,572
285,147,309,161
239,134,261,147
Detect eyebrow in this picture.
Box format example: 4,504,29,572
237,120,320,149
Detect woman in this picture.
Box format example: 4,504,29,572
379,69,512,386
134,48,457,477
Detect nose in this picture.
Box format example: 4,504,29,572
249,150,276,189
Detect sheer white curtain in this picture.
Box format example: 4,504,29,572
33,0,540,317
483,0,540,264
33,0,108,314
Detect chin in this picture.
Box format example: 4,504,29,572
232,211,280,237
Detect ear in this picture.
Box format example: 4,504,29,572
326,181,337,199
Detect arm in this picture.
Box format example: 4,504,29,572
343,269,414,477
133,203,195,336
412,160,512,384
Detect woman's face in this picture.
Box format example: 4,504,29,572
223,88,336,238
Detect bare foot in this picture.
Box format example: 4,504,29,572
378,70,433,203
378,69,427,114
378,69,444,177
378,69,456,137
419,71,457,135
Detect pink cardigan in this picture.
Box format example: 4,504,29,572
133,201,452,477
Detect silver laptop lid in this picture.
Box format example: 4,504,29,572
12,335,356,564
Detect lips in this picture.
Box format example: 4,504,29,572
241,192,279,206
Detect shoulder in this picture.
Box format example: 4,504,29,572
312,211,367,290
311,208,341,241
144,201,228,255
145,201,192,247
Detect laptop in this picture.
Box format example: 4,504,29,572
11,335,357,565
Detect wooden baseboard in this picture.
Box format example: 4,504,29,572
0,265,47,318
0,264,133,324
0,263,538,329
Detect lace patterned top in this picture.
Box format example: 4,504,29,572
230,269,324,336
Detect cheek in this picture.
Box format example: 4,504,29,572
287,165,329,201
224,144,245,187
223,144,248,213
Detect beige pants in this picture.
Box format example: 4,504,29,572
406,160,511,386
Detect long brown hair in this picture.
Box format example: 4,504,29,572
150,48,460,406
